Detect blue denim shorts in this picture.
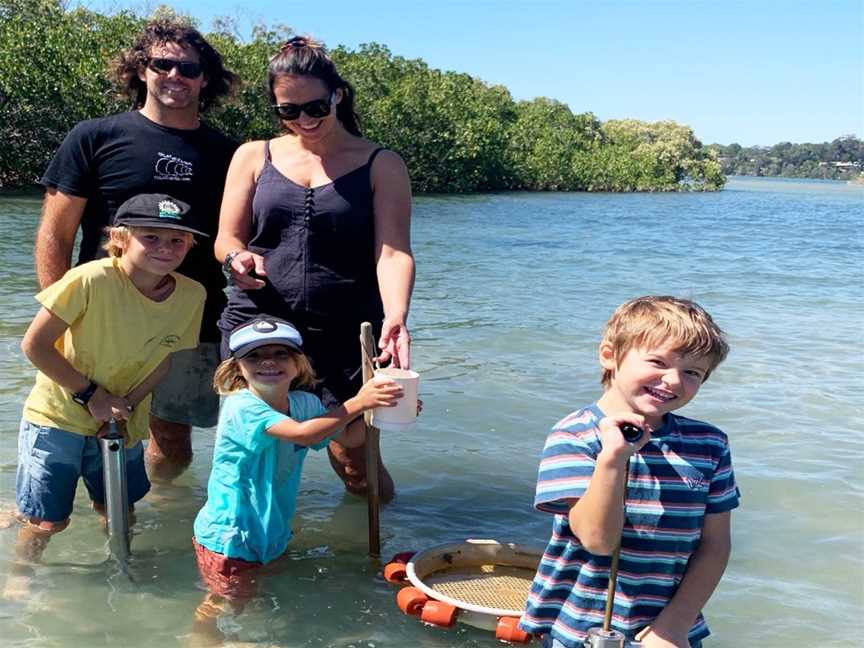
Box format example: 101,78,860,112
16,419,150,522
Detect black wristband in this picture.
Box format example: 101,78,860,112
71,381,98,407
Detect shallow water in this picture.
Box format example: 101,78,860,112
0,177,862,646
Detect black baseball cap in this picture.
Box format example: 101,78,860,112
113,193,208,237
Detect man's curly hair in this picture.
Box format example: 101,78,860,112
113,19,235,111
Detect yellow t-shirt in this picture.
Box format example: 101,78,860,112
23,257,205,444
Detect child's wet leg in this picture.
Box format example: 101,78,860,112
2,516,67,599
190,593,249,646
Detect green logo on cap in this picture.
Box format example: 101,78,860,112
158,200,182,220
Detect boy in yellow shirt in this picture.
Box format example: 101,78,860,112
11,193,206,573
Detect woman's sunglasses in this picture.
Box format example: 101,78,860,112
271,94,333,121
147,57,204,79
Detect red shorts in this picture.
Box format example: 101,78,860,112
193,539,262,600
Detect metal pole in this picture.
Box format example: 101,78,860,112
585,627,627,648
99,419,130,565
360,322,381,558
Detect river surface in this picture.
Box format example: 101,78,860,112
0,177,861,647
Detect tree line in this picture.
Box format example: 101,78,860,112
707,136,863,181
0,1,725,192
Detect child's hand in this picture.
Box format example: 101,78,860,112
354,376,403,411
88,387,132,423
635,624,691,648
597,413,652,463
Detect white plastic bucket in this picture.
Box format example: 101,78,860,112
371,367,419,431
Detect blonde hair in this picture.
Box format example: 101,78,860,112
103,225,132,257
213,348,318,395
101,225,194,257
600,295,729,388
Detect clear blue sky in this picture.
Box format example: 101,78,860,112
76,0,863,146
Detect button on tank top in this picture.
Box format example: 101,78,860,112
220,143,386,333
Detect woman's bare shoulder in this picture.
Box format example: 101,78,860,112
369,145,409,177
232,139,268,162
228,140,270,180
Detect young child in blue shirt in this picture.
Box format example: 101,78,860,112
7,194,206,596
519,296,739,648
191,317,404,643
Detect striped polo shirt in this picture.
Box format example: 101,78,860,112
518,404,739,647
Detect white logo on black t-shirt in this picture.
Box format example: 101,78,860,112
155,152,193,181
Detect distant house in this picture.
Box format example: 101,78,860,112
819,161,862,169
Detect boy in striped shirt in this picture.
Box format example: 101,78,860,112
519,296,739,648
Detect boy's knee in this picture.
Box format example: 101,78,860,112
14,516,69,563
92,502,136,525
19,515,69,535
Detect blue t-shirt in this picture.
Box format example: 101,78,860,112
519,404,740,647
193,389,329,563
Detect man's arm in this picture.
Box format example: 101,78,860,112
636,511,733,647
35,188,87,288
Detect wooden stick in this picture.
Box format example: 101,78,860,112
360,322,381,558
603,458,631,631
602,541,622,631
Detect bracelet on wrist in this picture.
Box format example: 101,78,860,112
222,249,245,276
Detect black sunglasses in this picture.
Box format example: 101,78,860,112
271,94,333,121
147,57,204,79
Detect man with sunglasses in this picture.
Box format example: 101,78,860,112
36,19,238,482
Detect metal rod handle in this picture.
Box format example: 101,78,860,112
585,627,628,648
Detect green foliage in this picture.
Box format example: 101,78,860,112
333,45,515,192
0,0,142,185
1,2,725,192
599,120,724,191
204,24,289,142
707,136,864,180
505,99,602,190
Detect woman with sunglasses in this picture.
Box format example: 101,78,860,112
214,37,414,502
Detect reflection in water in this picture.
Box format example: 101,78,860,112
0,179,863,645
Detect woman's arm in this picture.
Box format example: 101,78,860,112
21,307,131,421
265,377,402,446
371,149,415,368
214,141,267,290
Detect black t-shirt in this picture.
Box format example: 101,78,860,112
40,111,238,342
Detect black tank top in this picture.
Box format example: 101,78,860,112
219,143,385,334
